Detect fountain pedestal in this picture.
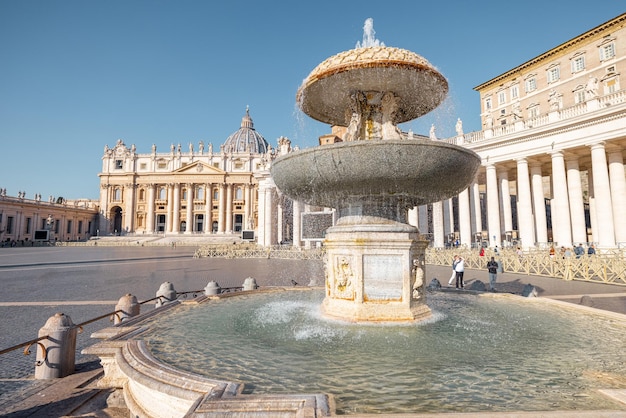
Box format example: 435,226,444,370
322,217,431,322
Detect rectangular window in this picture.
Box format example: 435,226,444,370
575,90,585,104
571,56,585,73
26,218,31,234
157,162,167,169
510,85,519,100
115,160,123,169
599,43,615,61
606,78,618,94
7,216,13,234
55,221,60,234
547,67,560,83
484,97,492,110
498,91,506,105
140,163,147,170
529,107,540,118
525,78,536,92
67,220,72,234
78,221,83,234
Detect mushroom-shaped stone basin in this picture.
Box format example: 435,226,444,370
297,46,448,125
270,140,481,219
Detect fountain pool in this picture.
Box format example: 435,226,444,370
141,289,626,415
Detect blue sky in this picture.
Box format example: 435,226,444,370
1,1,624,200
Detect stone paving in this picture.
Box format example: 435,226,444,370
0,244,624,417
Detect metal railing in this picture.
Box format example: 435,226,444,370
426,247,626,286
194,244,625,286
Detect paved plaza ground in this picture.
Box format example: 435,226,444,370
0,245,625,417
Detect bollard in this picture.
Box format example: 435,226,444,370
114,293,140,324
35,313,77,379
156,281,177,307
242,277,258,291
204,281,221,296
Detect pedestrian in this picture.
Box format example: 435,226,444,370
588,244,596,256
487,256,499,292
454,256,465,289
448,255,459,286
574,243,584,258
479,247,485,257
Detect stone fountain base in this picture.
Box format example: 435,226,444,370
321,217,431,323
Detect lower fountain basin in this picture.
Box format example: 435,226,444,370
140,289,626,415
270,140,481,213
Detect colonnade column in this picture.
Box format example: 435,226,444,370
587,170,598,244
516,158,534,249
498,169,513,244
407,207,418,228
256,182,268,246
124,183,136,233
264,186,274,245
607,146,626,244
589,142,615,248
565,155,586,245
470,181,482,244
443,199,453,241
244,184,252,230
172,183,181,233
225,184,233,233
418,205,428,236
166,184,174,233
185,184,193,234
530,163,548,245
217,183,225,234
292,200,303,248
147,184,156,233
550,151,572,247
432,201,444,248
458,188,471,247
204,183,212,233
485,164,501,248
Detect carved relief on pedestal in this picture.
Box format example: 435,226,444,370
328,255,355,300
411,257,425,300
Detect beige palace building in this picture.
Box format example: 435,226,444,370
450,12,626,250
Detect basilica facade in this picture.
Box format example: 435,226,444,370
98,108,283,239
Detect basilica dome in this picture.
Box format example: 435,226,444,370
222,107,269,154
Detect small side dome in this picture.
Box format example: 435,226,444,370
222,107,269,154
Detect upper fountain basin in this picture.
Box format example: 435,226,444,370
297,46,448,126
270,140,481,210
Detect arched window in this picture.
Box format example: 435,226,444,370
114,188,122,201
138,188,145,201
196,186,204,200
235,187,243,200
159,187,166,200
213,188,219,200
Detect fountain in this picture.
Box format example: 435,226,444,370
84,20,626,417
270,19,480,322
